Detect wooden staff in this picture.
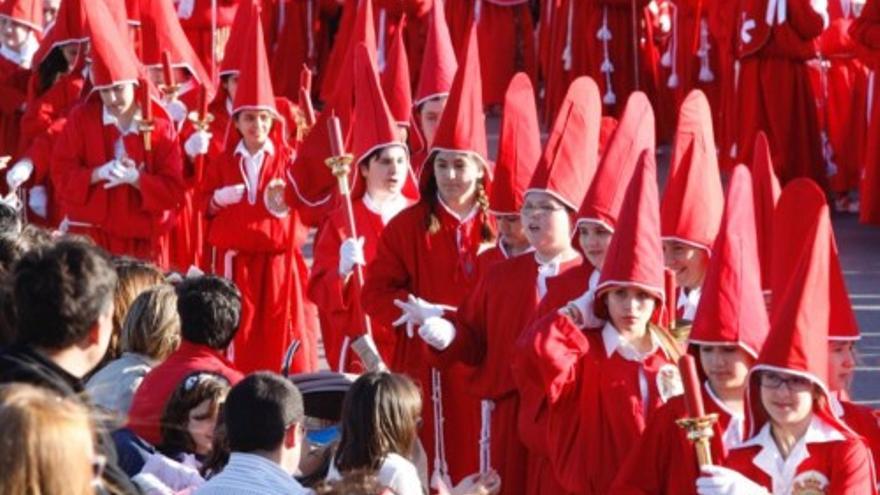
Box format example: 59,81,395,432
325,115,373,341
136,79,155,154
188,86,214,183
676,355,719,467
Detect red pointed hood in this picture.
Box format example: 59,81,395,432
595,150,666,313
526,76,601,210
327,0,378,121
381,22,413,127
32,0,87,66
750,132,781,292
489,73,540,215
138,0,216,100
218,0,259,77
230,7,277,119
745,178,851,439
85,0,142,91
414,0,458,107
421,24,488,193
576,91,655,231
661,90,724,252
598,116,619,159
829,238,859,340
0,0,43,32
690,166,769,358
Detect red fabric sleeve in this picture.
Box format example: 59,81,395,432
829,438,879,495
307,218,348,319
361,217,413,329
137,119,185,212
50,109,94,208
787,0,827,39
527,312,592,404
851,0,880,49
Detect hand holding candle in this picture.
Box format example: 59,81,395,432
675,354,717,467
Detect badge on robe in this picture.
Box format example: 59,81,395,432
792,470,828,495
264,178,290,218
656,363,684,403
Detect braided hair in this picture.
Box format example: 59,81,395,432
423,151,495,243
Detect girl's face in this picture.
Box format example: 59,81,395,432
361,145,409,198
1,19,31,51
828,341,856,392
606,287,656,333
577,221,613,269
521,192,572,257
235,110,274,150
699,345,752,394
433,151,484,205
759,371,815,429
663,240,710,289
418,97,446,145
224,74,239,100
187,398,221,456
99,83,136,119
494,213,528,249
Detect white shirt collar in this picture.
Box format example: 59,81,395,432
677,286,702,320
102,106,142,135
0,32,38,69
362,192,409,225
704,380,745,448
436,193,479,223
234,138,275,159
601,321,661,361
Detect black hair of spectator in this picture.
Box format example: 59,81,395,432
159,371,230,459
13,241,117,349
0,203,21,237
37,46,70,95
175,276,241,350
224,372,304,453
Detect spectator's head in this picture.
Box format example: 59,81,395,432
0,383,98,495
120,285,181,362
315,470,388,495
160,371,231,459
14,241,116,376
0,202,21,237
176,276,241,350
111,258,164,358
335,372,422,473
224,372,304,474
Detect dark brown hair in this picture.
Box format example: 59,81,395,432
159,372,230,458
422,152,494,243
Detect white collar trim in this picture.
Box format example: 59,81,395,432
601,321,661,361
436,193,479,223
234,138,275,159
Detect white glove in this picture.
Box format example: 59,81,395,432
393,294,447,328
562,288,605,328
93,159,119,183
696,465,770,495
104,159,140,188
418,316,456,351
740,19,756,44
450,470,501,495
165,99,188,124
28,185,47,218
810,0,830,28
212,184,246,208
338,236,366,277
184,130,212,158
6,159,33,189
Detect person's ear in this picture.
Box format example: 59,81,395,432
284,423,300,449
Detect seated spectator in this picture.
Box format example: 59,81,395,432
159,371,231,464
107,258,165,359
127,275,244,445
87,285,181,421
195,372,310,494
0,383,99,495
0,240,138,493
0,201,22,238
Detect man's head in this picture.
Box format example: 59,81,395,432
224,372,305,474
13,241,117,374
176,276,241,351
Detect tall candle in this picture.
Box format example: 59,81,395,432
328,115,344,157
198,85,208,118
140,79,152,121
300,88,316,126
679,354,705,418
161,51,174,87
300,64,312,93
665,268,676,327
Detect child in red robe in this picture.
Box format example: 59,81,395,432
0,0,42,158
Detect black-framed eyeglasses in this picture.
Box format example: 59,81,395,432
759,372,813,392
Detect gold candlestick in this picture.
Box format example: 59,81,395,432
676,413,719,467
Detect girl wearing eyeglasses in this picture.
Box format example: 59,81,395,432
695,180,875,494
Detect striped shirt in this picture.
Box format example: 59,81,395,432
195,453,312,495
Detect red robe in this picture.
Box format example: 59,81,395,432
434,254,586,495
850,0,880,225
0,55,30,160
362,200,488,484
734,0,827,187
840,400,880,471
51,99,185,265
445,0,537,107
542,0,596,122
175,0,239,76
513,316,679,494
201,138,318,374
808,0,870,195
723,419,876,494
308,198,402,372
611,381,739,494
706,0,742,168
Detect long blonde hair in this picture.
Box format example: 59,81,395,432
0,384,97,495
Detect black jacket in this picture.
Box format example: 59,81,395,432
0,345,141,495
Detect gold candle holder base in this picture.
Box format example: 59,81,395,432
325,154,354,196
675,413,719,467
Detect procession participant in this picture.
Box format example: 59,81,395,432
660,90,724,325
733,0,829,186
308,43,417,373
415,76,602,495
381,24,413,143
695,178,877,495
479,72,541,268
611,165,771,494
362,26,491,487
513,149,683,495
173,0,238,76
541,0,595,122
850,0,880,225
200,8,317,374
410,0,458,175
0,0,42,158
51,0,184,266
749,132,781,295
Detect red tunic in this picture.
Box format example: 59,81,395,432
362,200,488,484
840,400,880,471
513,316,679,494
436,254,586,495
851,0,880,225
734,0,827,187
201,138,318,374
50,99,185,265
542,0,596,123
308,198,400,372
175,0,239,75
0,55,30,160
723,419,876,494
611,382,739,494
